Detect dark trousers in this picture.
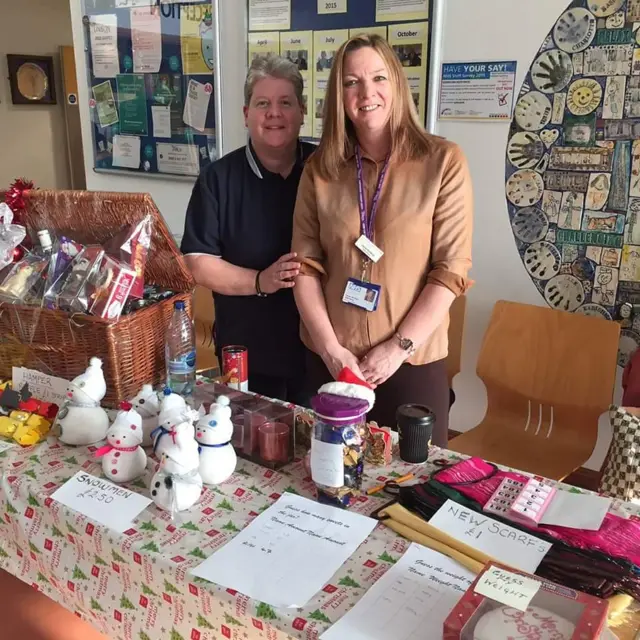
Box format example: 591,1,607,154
249,372,312,407
305,351,450,447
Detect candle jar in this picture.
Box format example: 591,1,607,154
310,393,369,509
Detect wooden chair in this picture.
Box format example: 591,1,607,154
447,295,466,387
193,285,218,373
448,300,620,480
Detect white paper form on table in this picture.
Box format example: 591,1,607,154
539,490,611,531
50,471,152,534
429,500,552,573
190,493,377,609
321,543,475,640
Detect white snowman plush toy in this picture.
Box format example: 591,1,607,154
151,389,196,460
57,357,110,446
95,402,147,483
195,395,237,485
130,384,160,447
149,432,202,514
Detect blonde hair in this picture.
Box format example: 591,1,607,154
314,34,432,180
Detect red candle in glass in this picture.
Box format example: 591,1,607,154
258,422,290,463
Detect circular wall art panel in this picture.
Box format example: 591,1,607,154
505,0,640,365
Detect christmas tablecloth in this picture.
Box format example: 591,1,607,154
0,438,638,640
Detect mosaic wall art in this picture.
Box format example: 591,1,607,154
505,0,640,365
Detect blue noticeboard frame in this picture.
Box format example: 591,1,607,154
81,0,220,179
247,0,434,141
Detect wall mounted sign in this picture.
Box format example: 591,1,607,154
439,60,517,121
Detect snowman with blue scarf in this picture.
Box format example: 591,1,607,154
195,395,236,485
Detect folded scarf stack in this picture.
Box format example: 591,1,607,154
379,457,640,601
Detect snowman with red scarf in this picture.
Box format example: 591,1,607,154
95,402,147,483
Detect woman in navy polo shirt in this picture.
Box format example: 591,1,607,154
181,55,316,404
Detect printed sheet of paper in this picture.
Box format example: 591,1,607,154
280,31,312,137
156,142,199,175
539,490,611,531
249,0,291,31
388,22,429,123
313,30,349,138
249,32,280,66
474,566,540,612
115,0,153,7
90,14,119,79
318,0,347,14
181,3,214,74
116,74,148,135
350,26,388,39
321,544,474,640
429,500,552,573
183,79,210,132
92,80,119,127
131,6,162,73
12,366,69,406
51,472,152,534
190,493,376,608
112,135,141,169
0,440,17,454
375,0,429,22
152,105,172,138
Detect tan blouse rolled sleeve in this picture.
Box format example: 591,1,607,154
426,144,474,296
292,165,326,277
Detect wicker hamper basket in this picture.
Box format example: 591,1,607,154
0,190,194,407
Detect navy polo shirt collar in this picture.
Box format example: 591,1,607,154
245,139,306,179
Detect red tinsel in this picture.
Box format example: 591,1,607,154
4,178,34,225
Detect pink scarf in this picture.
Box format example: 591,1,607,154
95,444,139,458
435,457,640,567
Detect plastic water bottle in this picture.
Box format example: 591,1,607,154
165,300,196,396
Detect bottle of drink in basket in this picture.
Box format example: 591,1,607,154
165,300,196,396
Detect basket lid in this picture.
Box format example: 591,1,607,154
4,190,194,293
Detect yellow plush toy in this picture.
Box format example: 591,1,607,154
0,416,18,437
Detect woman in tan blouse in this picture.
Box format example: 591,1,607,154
292,34,473,445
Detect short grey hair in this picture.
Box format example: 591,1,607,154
244,54,304,108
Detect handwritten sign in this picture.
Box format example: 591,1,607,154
429,500,551,572
190,492,376,608
474,566,541,612
51,472,152,533
322,543,474,640
12,366,69,406
0,440,17,454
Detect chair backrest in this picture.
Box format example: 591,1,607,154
478,300,619,413
447,295,466,386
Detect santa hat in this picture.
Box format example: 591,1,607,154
70,357,106,404
318,368,375,410
114,401,142,430
158,388,188,425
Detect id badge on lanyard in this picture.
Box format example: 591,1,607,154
342,146,389,312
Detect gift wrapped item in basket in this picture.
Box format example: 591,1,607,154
0,190,194,407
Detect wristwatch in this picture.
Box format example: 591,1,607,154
255,271,268,298
395,332,416,357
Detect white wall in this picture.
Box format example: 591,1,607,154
440,0,621,471
0,0,72,189
69,0,246,236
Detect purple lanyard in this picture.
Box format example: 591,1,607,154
355,145,390,241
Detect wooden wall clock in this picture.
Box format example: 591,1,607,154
7,54,57,105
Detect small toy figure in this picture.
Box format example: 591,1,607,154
95,402,147,483
195,396,236,485
57,357,109,446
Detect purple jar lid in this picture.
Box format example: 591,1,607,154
311,393,369,420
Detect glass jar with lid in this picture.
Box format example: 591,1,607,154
310,393,369,509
